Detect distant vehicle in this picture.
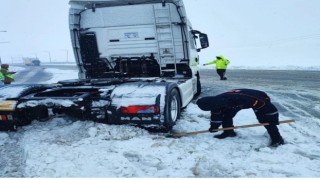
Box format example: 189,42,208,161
32,59,41,66
23,58,41,66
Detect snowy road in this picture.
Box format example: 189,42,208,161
13,66,53,84
0,67,319,177
198,69,320,121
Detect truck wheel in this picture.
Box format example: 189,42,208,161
19,107,49,126
164,88,181,130
195,74,201,97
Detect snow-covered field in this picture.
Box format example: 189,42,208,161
0,67,320,178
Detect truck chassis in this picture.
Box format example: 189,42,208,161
0,76,191,131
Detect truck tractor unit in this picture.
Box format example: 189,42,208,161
0,0,209,131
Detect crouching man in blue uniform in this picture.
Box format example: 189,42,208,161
196,89,284,147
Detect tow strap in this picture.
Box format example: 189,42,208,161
168,119,295,138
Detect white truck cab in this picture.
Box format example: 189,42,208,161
69,0,209,80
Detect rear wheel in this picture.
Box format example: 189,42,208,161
164,88,181,130
18,107,49,126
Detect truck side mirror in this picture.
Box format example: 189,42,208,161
199,33,209,49
192,30,210,52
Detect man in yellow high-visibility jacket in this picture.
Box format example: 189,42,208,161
203,55,230,80
0,64,15,84
0,70,4,85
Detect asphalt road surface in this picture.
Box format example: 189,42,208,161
13,66,52,84
12,64,77,84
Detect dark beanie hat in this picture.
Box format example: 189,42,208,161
196,96,227,111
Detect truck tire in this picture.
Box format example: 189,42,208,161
18,107,49,126
164,88,181,130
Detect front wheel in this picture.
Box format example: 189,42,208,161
164,88,181,130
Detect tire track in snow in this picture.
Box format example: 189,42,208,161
271,92,320,119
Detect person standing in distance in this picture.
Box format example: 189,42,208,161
196,89,285,147
0,64,15,85
203,55,230,80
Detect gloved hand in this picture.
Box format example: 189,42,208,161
208,126,219,133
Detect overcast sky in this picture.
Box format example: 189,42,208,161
0,0,319,67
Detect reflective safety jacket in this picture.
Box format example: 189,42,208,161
0,68,14,84
205,55,230,69
0,71,4,81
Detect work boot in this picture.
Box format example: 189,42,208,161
269,136,285,147
214,130,237,139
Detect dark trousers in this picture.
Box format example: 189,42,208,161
216,69,226,80
218,105,281,139
254,103,281,140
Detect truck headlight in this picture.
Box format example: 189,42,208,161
0,100,17,111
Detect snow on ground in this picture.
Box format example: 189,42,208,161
1,67,320,178
43,68,78,84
